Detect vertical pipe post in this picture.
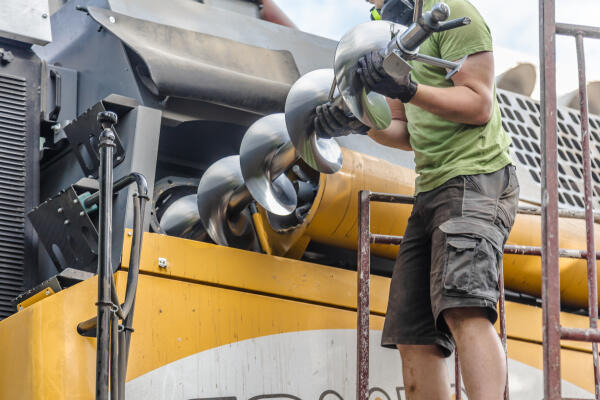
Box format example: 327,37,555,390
95,111,118,400
357,190,371,400
499,262,510,400
110,312,119,400
455,351,462,400
575,32,600,399
539,1,561,399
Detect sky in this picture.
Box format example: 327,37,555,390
274,0,600,98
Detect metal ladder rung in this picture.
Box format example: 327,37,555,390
561,327,600,343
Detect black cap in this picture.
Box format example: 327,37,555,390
381,0,415,27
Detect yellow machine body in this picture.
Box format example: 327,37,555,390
259,148,600,309
0,232,595,398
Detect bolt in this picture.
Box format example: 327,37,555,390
18,305,23,311
108,16,116,24
57,207,63,214
127,231,132,237
0,48,14,65
116,156,122,162
42,13,48,19
158,257,168,268
73,199,78,204
64,219,70,225
79,211,85,217
45,289,50,296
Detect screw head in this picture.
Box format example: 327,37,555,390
45,289,50,296
158,257,168,268
127,232,132,237
57,207,63,213
108,16,116,24
79,211,85,217
64,219,70,225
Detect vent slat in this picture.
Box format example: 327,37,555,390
0,72,27,319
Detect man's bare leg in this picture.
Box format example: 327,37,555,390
443,307,506,400
397,344,451,400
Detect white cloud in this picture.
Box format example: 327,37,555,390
275,0,600,97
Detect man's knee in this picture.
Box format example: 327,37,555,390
442,307,490,333
396,344,445,360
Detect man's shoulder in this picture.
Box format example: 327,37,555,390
442,0,486,22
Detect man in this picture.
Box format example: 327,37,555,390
314,1,519,399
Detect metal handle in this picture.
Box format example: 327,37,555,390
436,17,471,32
48,70,62,121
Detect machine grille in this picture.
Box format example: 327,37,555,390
497,89,600,211
0,73,27,318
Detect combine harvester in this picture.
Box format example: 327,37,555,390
0,0,599,398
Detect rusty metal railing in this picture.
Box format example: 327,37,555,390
539,1,600,398
355,190,600,399
356,191,509,400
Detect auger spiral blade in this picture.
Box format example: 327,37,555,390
239,113,298,216
334,20,399,130
196,155,255,249
285,69,343,174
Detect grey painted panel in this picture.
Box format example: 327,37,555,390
107,0,337,75
0,0,52,45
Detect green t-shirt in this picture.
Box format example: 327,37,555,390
405,0,513,194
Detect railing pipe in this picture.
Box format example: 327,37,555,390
555,23,600,39
357,190,371,400
539,1,562,398
574,31,600,400
499,263,510,400
95,113,117,400
110,311,119,400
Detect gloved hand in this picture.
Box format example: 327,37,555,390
313,102,370,138
357,50,418,103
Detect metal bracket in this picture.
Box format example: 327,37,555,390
382,50,414,84
27,186,99,273
63,102,127,178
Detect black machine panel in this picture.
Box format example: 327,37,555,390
0,45,41,319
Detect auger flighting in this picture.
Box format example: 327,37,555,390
287,1,470,175
195,1,471,249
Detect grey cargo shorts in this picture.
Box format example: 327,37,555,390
381,165,520,357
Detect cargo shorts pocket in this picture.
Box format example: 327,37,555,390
442,234,500,302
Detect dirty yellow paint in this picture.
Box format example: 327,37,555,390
16,286,55,311
249,148,600,309
0,233,596,398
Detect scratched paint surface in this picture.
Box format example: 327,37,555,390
125,330,592,399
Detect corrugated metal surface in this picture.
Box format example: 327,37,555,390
0,73,27,318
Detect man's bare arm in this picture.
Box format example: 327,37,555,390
368,98,412,150
409,51,495,126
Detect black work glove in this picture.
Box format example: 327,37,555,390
313,102,370,139
357,50,418,103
